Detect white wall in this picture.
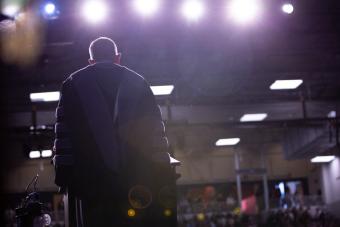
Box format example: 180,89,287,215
321,157,340,204
175,143,313,184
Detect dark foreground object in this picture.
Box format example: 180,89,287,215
66,160,178,227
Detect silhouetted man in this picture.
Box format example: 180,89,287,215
53,37,179,227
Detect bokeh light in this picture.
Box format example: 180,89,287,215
164,209,172,217
127,209,136,217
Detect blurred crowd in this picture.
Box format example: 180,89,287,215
4,202,340,227
177,207,340,227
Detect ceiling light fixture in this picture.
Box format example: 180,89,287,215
215,138,240,146
270,79,303,90
282,3,294,14
150,85,174,95
30,92,60,102
29,150,41,159
311,155,335,163
240,113,267,122
41,150,53,158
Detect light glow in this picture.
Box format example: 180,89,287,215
282,3,294,14
327,111,336,118
133,0,160,17
197,213,205,221
270,79,303,90
30,92,60,102
311,156,335,163
2,4,20,17
164,209,172,217
44,3,56,15
127,209,136,217
181,0,205,21
240,113,267,122
82,1,108,24
228,0,263,24
150,85,174,95
215,138,240,146
42,150,53,158
29,151,41,159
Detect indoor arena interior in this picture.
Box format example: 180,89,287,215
0,0,340,226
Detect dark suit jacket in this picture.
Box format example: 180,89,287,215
53,62,178,226
53,62,171,196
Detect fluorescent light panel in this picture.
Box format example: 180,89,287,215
311,155,335,163
270,79,303,90
29,150,41,159
240,113,267,122
150,85,174,95
30,91,60,102
41,150,52,158
215,138,240,146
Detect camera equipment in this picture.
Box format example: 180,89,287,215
15,174,51,227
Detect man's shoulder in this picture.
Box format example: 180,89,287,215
63,64,146,82
119,65,146,82
61,64,150,94
116,65,150,89
62,65,92,85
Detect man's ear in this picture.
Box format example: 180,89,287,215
114,53,122,65
88,59,96,65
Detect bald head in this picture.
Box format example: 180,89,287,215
88,37,120,63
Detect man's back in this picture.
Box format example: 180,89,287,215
54,62,176,226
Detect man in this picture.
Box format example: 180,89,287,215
53,37,179,227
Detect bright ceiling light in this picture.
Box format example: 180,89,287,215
181,0,205,21
82,1,108,24
215,138,240,146
2,4,20,17
42,2,59,19
41,150,53,158
311,156,335,163
240,113,267,122
282,3,294,14
270,79,303,90
29,151,41,159
150,85,174,95
133,0,160,17
228,0,262,24
30,92,60,102
44,3,56,15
